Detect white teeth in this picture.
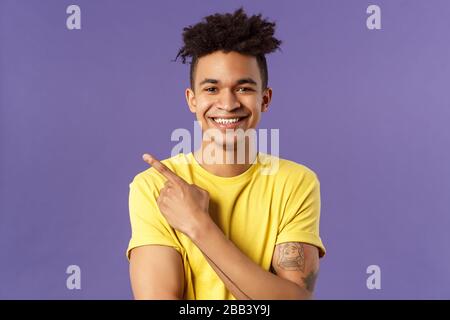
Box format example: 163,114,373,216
213,118,241,124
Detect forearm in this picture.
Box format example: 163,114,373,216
190,217,310,300
202,254,251,300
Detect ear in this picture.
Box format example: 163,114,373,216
185,88,197,113
261,87,273,113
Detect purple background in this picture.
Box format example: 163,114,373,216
1,0,449,299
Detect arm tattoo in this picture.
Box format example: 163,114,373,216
303,270,318,293
276,242,319,293
276,242,305,272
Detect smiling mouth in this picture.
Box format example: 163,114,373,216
212,116,247,124
209,116,248,129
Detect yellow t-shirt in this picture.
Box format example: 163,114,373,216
126,152,326,300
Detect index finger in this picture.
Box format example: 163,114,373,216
142,153,185,184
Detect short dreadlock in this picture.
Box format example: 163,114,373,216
175,7,282,90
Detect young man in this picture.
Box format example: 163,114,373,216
126,8,326,300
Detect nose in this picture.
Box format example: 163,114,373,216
217,89,240,112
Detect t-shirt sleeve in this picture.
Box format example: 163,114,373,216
126,174,182,261
276,171,326,258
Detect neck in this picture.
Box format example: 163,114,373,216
193,139,258,177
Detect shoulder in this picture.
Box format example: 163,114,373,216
257,153,320,186
130,153,188,188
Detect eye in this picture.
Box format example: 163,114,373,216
204,87,217,93
237,87,254,93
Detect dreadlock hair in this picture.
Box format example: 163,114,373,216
175,7,282,90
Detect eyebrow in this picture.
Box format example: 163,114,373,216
198,77,257,86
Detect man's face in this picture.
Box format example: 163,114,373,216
186,51,272,148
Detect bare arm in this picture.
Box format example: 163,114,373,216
202,254,251,300
191,218,319,300
129,245,184,300
270,242,320,298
